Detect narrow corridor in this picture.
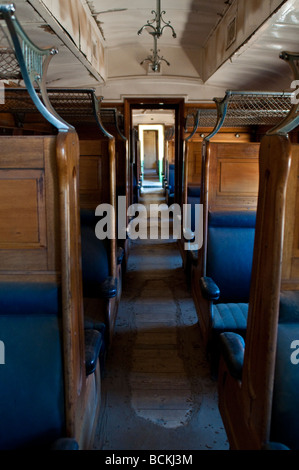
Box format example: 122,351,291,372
94,170,228,450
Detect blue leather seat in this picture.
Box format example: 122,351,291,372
187,185,201,232
207,210,256,304
270,290,299,450
219,290,299,450
0,282,64,449
0,281,104,449
167,164,175,204
200,210,256,364
80,209,117,299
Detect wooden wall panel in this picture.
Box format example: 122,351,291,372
0,175,43,246
218,161,259,194
282,144,299,289
79,139,109,209
0,135,59,277
187,141,202,185
207,142,260,211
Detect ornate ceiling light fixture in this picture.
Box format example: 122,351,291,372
138,0,176,73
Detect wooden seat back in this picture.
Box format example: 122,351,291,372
0,130,98,447
199,140,260,277
0,5,101,448
218,134,299,449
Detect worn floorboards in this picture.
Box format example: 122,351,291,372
93,170,228,451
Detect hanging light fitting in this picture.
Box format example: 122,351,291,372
138,0,176,72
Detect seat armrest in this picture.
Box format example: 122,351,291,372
219,332,245,380
189,249,198,265
199,276,220,301
263,442,290,450
117,246,124,265
52,438,79,450
85,329,103,376
100,276,117,298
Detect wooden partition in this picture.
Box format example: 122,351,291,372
218,135,299,449
191,141,260,348
0,135,59,279
0,132,101,448
203,141,259,209
180,102,254,270
78,131,120,345
281,145,299,290
194,141,259,273
0,5,104,448
100,105,129,265
0,88,122,347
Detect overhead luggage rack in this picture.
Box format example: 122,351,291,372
0,4,70,131
207,90,293,140
0,87,114,138
184,91,292,142
0,22,21,80
184,107,216,136
100,107,126,141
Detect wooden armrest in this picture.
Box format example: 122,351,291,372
199,276,220,301
219,332,245,380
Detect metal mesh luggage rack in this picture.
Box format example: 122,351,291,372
206,90,293,141
0,22,20,80
184,91,293,142
0,4,70,131
0,87,113,139
100,107,126,141
184,107,216,134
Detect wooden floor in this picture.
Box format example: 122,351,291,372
94,169,228,450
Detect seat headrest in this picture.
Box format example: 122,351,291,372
208,211,256,228
187,185,201,197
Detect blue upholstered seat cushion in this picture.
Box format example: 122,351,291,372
80,207,97,227
168,164,175,193
212,302,248,333
80,222,110,297
0,282,64,449
0,282,61,315
207,211,256,303
279,290,299,323
271,321,299,450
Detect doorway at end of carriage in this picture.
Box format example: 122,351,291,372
139,124,164,185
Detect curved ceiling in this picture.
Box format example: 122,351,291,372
86,0,229,48
4,0,299,105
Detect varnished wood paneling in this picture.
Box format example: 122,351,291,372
0,136,58,273
207,142,260,211
219,161,259,194
79,139,109,209
0,177,41,245
282,143,299,289
187,142,202,185
0,136,44,168
80,157,102,191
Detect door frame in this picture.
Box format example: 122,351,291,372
124,97,185,207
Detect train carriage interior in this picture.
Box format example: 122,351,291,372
0,0,299,453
